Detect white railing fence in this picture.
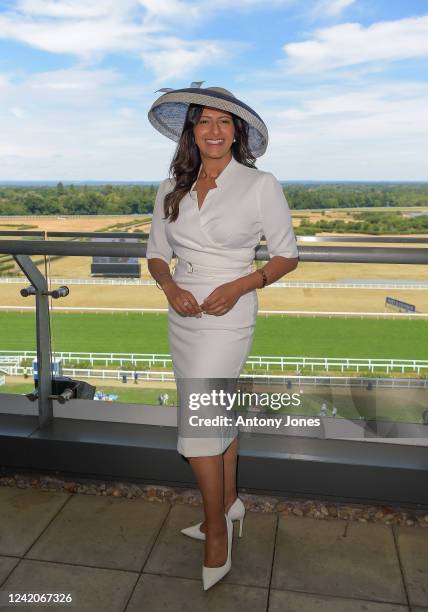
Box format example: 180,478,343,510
1,276,428,290
1,350,427,374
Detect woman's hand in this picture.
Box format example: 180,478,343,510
163,281,202,317
201,281,243,316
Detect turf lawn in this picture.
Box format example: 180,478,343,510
0,311,427,360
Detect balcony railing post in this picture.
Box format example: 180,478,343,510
13,255,53,427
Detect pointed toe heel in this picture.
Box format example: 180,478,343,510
202,514,233,591
181,497,246,541
180,522,205,541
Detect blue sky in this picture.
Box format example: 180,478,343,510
0,0,427,181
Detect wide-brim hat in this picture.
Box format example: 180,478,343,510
148,81,268,157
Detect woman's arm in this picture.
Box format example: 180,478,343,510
236,255,298,293
148,257,202,317
146,181,201,317
147,257,176,291
200,256,298,315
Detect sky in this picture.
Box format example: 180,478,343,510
0,0,427,182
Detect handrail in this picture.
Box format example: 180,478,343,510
1,239,428,264
1,230,428,243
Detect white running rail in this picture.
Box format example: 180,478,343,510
2,367,427,389
0,306,426,318
1,276,428,290
1,350,427,374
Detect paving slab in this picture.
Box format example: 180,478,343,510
25,495,170,572
269,589,409,611
0,558,137,612
144,504,276,587
394,525,428,608
272,515,407,605
0,555,20,585
0,488,69,556
143,504,206,580
222,511,277,587
127,573,268,612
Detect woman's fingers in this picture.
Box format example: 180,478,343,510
188,293,202,315
201,293,221,311
174,290,201,317
203,299,229,315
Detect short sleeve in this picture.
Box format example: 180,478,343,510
257,172,299,259
146,179,174,264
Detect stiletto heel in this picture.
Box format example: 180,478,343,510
181,496,245,541
229,498,245,537
202,514,233,591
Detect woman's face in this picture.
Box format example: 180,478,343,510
193,106,235,159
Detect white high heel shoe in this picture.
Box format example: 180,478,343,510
180,497,245,541
202,513,233,591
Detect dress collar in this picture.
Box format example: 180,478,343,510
190,155,238,194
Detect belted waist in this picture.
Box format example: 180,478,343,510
174,256,252,277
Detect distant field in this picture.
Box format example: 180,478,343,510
0,311,426,359
1,281,428,315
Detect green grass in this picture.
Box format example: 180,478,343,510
0,382,177,405
0,311,427,359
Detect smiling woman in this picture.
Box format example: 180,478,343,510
146,82,298,590
158,97,258,222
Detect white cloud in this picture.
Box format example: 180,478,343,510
311,0,355,18
283,14,428,73
15,0,131,18
141,37,239,83
11,106,26,118
0,1,243,79
0,74,11,87
0,13,155,58
138,0,202,27
0,2,427,180
1,68,427,181
27,68,121,90
255,80,428,180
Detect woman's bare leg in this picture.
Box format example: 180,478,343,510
196,436,239,535
188,454,227,566
223,436,239,511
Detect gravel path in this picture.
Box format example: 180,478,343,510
1,470,427,528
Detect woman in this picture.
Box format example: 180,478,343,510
146,82,299,590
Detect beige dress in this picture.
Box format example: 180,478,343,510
146,155,298,457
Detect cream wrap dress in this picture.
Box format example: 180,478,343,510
146,155,298,457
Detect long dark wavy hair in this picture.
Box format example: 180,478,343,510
163,104,257,222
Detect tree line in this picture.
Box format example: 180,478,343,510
298,211,428,235
0,182,427,216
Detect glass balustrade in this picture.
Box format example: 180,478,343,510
0,232,427,444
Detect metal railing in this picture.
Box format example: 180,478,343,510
1,232,427,430
2,276,428,290
1,350,428,374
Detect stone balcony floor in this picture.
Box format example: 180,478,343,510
0,486,427,612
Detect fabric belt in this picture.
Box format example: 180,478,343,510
175,257,252,277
